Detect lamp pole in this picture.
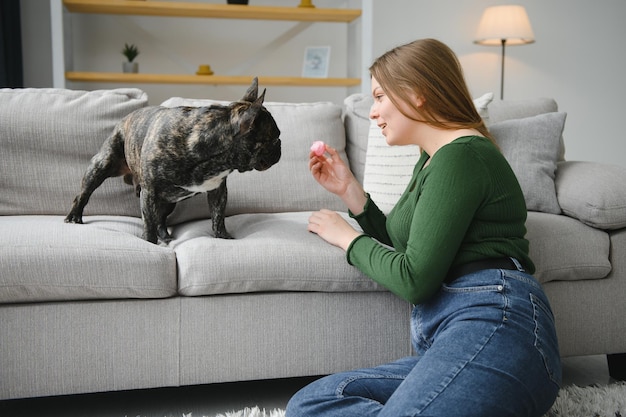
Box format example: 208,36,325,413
500,39,506,100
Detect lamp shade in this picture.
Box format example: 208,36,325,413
474,5,535,46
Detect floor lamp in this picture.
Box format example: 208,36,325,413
474,5,535,100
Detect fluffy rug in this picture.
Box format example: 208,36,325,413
544,382,626,417
211,409,284,417
201,382,626,417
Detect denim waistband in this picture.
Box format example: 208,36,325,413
446,257,524,283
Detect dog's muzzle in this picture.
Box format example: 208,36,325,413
255,139,282,171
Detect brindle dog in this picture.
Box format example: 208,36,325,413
65,78,281,244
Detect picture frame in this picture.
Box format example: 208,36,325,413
302,46,331,78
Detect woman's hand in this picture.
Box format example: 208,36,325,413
307,209,362,251
309,145,368,214
309,145,354,196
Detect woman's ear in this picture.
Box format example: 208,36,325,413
413,93,425,108
403,89,425,109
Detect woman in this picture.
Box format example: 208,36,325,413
286,39,561,417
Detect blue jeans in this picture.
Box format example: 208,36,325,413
286,261,561,417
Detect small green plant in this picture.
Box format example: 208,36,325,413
122,43,139,62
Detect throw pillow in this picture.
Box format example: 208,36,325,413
490,112,567,214
363,92,494,214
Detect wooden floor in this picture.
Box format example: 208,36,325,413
0,355,616,417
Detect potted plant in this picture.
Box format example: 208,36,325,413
122,43,140,73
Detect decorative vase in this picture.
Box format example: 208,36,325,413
196,64,214,75
227,0,248,4
123,62,139,73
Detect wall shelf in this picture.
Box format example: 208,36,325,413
65,72,361,87
52,0,373,91
62,0,361,22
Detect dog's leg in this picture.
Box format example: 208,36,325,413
139,187,160,244
65,133,128,224
157,202,176,244
140,190,175,244
207,178,233,239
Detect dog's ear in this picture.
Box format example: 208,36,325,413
241,77,259,103
255,88,266,106
237,86,266,136
236,100,262,136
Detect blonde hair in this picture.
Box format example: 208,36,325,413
369,38,494,142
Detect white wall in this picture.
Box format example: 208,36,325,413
22,0,626,166
372,0,626,167
20,0,53,87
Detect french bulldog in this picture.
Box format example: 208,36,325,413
65,78,281,244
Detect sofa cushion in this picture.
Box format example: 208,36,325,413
361,93,493,214
488,97,559,124
488,97,564,161
362,119,420,214
526,212,611,284
555,161,626,230
0,216,177,303
343,93,371,185
0,88,148,217
160,98,348,224
171,212,384,296
490,112,567,214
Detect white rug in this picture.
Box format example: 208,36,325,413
211,408,285,417
544,382,626,417
200,382,626,417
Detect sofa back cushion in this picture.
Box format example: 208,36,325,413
0,88,148,217
160,97,347,224
488,97,564,161
343,93,371,185
490,112,566,214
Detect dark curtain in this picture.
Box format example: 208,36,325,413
0,0,23,88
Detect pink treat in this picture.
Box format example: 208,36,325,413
310,141,326,156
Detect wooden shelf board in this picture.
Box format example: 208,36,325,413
65,72,361,87
63,0,361,22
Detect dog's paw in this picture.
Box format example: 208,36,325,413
64,213,83,224
157,228,174,245
159,235,174,245
214,231,234,239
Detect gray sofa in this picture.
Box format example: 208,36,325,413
1,87,625,401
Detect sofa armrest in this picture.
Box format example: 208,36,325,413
555,160,626,229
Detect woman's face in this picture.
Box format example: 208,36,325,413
369,77,421,146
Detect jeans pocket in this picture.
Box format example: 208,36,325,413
530,293,562,385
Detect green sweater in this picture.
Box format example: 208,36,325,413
347,136,535,305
